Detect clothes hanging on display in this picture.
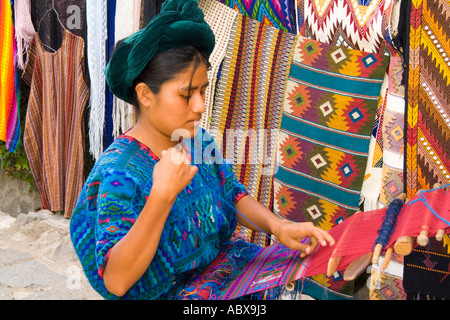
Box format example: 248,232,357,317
29,0,86,51
103,0,117,150
22,28,89,218
86,0,107,161
198,0,239,131
139,0,165,30
6,0,449,302
0,0,21,153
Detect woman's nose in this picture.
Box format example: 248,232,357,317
191,93,206,114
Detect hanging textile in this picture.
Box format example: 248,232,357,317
377,54,406,206
103,0,116,150
403,237,450,300
0,0,21,153
14,0,36,71
373,0,408,209
216,0,297,34
210,13,296,247
406,0,450,197
111,0,170,139
30,0,87,51
297,0,407,213
198,0,239,131
298,0,393,54
369,254,406,300
22,28,89,218
86,0,107,161
139,0,165,29
273,35,389,297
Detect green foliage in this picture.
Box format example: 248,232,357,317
0,78,37,193
0,140,37,193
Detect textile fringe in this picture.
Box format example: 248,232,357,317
87,0,107,161
14,0,36,71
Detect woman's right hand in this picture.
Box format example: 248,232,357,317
151,147,198,202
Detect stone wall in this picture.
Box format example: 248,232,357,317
0,170,41,216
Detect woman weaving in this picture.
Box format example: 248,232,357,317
70,0,334,300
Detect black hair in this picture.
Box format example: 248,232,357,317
130,46,211,114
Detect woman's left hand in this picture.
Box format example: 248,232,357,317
272,221,335,258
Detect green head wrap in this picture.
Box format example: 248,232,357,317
105,0,215,104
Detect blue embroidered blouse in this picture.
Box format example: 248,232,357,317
69,128,248,300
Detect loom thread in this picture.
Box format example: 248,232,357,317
374,198,404,249
217,192,311,269
408,184,450,227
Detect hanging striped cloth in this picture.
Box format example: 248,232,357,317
210,14,296,246
0,0,21,153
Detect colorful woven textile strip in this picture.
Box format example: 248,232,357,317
273,35,389,295
0,0,21,152
274,36,389,222
406,0,450,197
198,0,239,131
210,13,296,246
216,0,297,33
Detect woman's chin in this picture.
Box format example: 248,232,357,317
190,121,201,137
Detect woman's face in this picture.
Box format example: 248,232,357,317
139,61,209,141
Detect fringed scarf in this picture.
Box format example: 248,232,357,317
86,0,107,161
13,0,36,71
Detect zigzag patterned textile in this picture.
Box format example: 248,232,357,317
298,0,393,54
273,36,389,295
369,255,406,300
215,0,297,33
406,0,450,197
210,14,296,246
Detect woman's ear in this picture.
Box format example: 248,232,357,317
134,83,155,109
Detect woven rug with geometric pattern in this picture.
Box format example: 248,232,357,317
273,35,389,296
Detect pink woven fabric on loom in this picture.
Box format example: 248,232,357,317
178,187,450,299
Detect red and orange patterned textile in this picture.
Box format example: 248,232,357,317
405,0,450,198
